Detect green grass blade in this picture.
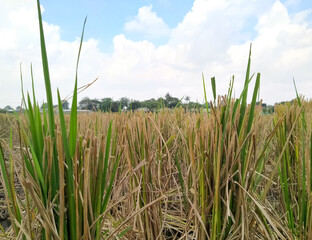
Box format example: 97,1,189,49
117,226,132,238
57,90,71,160
69,17,87,158
211,76,216,104
241,73,260,184
293,78,301,107
174,153,187,208
41,103,47,135
173,96,184,109
57,89,76,239
34,104,44,160
20,63,27,108
294,79,308,231
102,152,121,212
202,73,210,116
36,0,59,199
26,94,41,166
101,121,113,197
238,43,252,135
29,144,47,200
31,64,36,108
247,73,260,134
36,0,55,140
310,131,312,192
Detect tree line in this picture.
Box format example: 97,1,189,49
1,93,276,114
78,93,204,112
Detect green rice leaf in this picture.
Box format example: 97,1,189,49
101,120,113,197
238,43,252,135
57,89,76,240
36,0,55,140
102,151,121,212
69,17,87,158
211,76,216,104
246,73,260,134
293,78,301,107
36,0,59,198
202,73,210,116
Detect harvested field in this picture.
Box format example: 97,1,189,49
0,1,311,239
1,100,312,239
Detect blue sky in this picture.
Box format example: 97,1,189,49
40,0,194,51
0,0,312,108
39,0,311,51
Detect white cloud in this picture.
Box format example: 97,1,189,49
124,5,171,39
226,1,312,102
0,28,16,50
1,0,312,108
0,1,108,108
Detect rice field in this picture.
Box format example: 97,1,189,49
0,0,312,239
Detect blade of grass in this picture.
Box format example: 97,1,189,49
57,89,76,239
36,0,59,199
238,43,252,135
69,16,87,158
211,76,216,105
293,79,308,234
202,73,210,117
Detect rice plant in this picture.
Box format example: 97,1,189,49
1,0,312,239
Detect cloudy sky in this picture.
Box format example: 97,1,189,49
0,0,311,108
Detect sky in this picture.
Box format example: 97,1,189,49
0,0,312,108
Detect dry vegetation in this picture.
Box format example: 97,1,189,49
0,0,312,239
1,99,312,239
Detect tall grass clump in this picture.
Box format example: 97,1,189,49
271,83,312,239
0,0,123,239
171,45,288,239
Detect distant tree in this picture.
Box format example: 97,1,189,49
4,105,13,112
183,96,190,110
79,97,100,111
40,103,48,110
188,101,201,110
164,93,179,108
110,101,120,112
76,93,206,112
130,100,141,110
157,97,165,109
62,100,69,110
79,97,91,110
100,98,113,112
119,97,130,109
142,98,158,111
15,106,24,112
90,99,101,111
185,96,190,103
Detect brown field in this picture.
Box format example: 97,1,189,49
0,100,311,239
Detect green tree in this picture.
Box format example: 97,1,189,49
142,98,158,111
90,99,101,111
120,97,130,109
79,97,100,111
100,98,113,112
110,101,120,112
62,100,69,110
165,93,179,108
130,100,141,110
